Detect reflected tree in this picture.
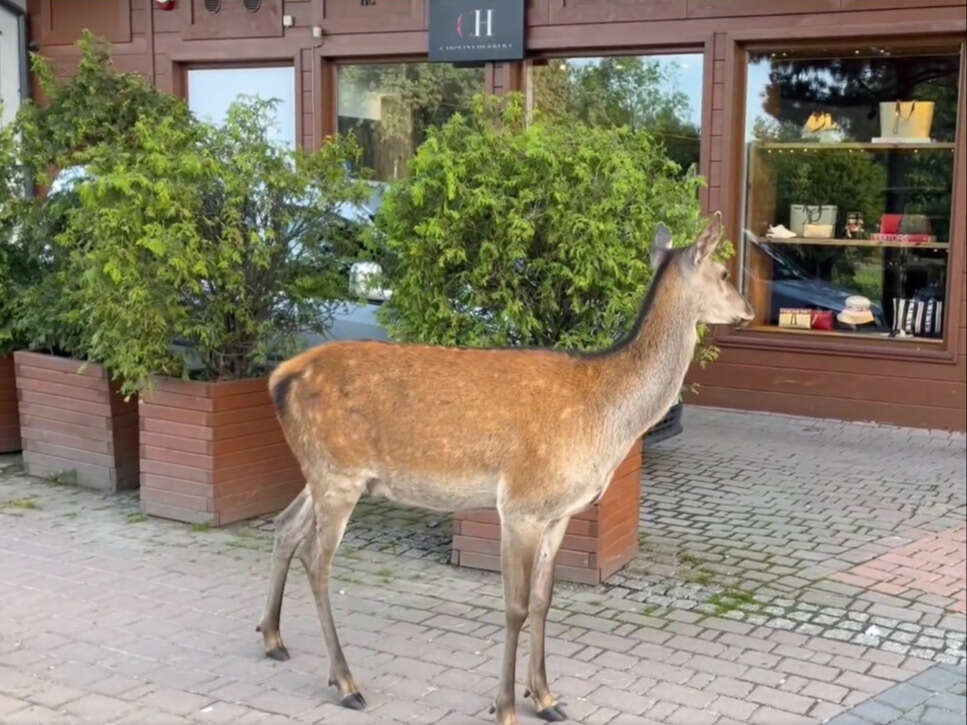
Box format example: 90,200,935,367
338,63,485,180
530,56,701,174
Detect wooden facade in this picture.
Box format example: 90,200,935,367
26,0,967,431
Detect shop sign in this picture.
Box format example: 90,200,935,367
428,0,524,63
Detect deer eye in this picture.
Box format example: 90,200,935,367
720,269,729,281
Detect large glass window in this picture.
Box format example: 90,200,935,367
337,63,485,181
742,45,960,343
187,66,296,148
527,54,704,175
0,4,26,128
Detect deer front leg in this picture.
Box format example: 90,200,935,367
258,488,314,661
493,517,543,725
526,516,570,721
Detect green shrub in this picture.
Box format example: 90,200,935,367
372,93,715,353
0,114,30,355
8,32,191,358
59,98,370,394
19,31,186,178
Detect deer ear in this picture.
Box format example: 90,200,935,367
691,211,723,265
651,222,673,268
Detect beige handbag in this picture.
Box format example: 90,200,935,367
790,204,837,236
778,308,813,329
879,101,935,139
803,223,834,239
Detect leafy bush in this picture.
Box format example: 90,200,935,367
0,114,30,355
7,32,191,358
372,93,713,352
59,98,370,393
19,31,186,178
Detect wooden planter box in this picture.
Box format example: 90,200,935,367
451,438,643,585
0,355,21,452
13,351,139,490
139,376,303,526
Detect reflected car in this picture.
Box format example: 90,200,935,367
749,238,887,329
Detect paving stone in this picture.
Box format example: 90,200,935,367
851,698,903,724
875,682,934,711
909,666,966,692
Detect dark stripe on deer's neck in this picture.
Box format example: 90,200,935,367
597,253,698,440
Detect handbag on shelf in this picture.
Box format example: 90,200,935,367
803,223,834,239
790,204,837,237
810,310,835,331
879,214,903,234
802,112,844,142
778,308,813,329
891,298,943,338
878,101,935,140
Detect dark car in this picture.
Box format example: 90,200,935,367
749,237,887,329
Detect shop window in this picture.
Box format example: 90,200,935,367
742,45,960,343
526,54,704,176
186,66,295,149
337,63,485,182
0,4,25,127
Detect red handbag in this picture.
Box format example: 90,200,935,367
880,214,903,234
811,310,834,330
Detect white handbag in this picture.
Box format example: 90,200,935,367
879,101,934,140
790,205,837,237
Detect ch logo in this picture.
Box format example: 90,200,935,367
456,8,494,38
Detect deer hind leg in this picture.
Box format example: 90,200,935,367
301,477,365,709
258,487,314,661
492,516,544,725
525,516,571,722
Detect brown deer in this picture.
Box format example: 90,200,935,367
258,212,753,725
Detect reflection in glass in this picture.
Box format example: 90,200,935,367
742,46,960,341
527,54,703,175
337,63,485,181
187,66,296,149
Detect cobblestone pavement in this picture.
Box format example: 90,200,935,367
1,406,964,724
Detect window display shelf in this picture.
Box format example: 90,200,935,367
753,141,955,151
745,325,943,344
757,236,948,250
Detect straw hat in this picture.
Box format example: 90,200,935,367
837,295,874,325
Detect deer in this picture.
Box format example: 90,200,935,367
257,212,754,725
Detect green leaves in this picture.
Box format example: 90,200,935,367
8,36,369,393
374,93,708,353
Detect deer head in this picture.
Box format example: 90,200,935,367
652,212,754,326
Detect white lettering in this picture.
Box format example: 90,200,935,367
473,8,493,37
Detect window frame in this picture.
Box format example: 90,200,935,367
721,34,965,365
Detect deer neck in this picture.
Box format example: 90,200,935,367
596,260,699,443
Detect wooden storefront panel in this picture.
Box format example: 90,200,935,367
25,0,967,430
317,0,425,34
546,0,686,25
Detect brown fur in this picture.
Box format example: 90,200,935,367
258,213,754,725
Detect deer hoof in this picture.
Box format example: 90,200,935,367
340,692,367,710
265,646,290,661
537,705,568,722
